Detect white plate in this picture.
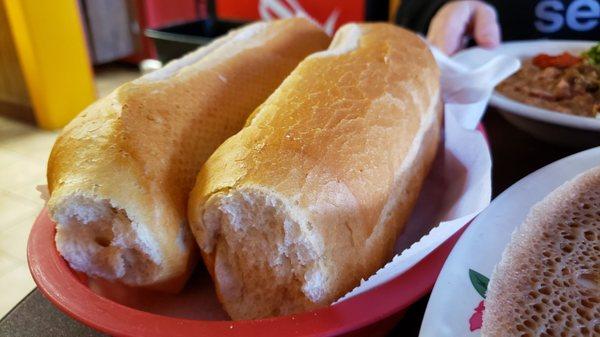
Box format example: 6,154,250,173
457,40,599,147
490,40,599,128
419,146,600,337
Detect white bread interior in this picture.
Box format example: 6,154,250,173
47,18,330,292
188,23,441,318
482,166,600,337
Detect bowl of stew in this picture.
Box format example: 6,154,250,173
488,40,599,147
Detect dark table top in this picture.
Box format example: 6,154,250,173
0,109,587,337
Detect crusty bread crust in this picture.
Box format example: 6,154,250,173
47,18,330,292
188,23,441,319
482,166,600,337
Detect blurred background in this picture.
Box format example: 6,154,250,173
0,0,399,317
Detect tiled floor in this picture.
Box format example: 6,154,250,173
0,64,139,317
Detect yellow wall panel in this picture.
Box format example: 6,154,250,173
3,0,96,129
0,1,30,108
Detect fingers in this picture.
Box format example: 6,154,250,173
427,1,501,55
427,2,473,55
472,2,501,49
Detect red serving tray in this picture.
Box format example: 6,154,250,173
27,125,487,336
27,207,467,337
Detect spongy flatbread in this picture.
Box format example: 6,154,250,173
482,166,600,337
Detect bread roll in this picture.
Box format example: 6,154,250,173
188,23,441,319
47,18,330,292
482,166,600,337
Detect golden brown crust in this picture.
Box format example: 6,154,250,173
47,18,330,291
189,23,441,318
482,166,600,337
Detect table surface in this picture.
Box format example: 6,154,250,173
0,109,586,337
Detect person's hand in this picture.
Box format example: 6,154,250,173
427,0,501,55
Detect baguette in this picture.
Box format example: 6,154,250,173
188,23,441,319
47,18,330,292
482,166,600,337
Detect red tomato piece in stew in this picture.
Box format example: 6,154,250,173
532,52,581,69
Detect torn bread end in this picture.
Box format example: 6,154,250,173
200,188,326,319
52,195,161,285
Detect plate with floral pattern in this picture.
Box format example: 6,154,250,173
419,146,600,337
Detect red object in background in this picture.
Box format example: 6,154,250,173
125,0,199,62
143,0,197,25
126,0,387,62
216,0,365,31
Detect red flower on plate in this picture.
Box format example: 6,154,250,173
468,269,490,332
469,300,485,331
